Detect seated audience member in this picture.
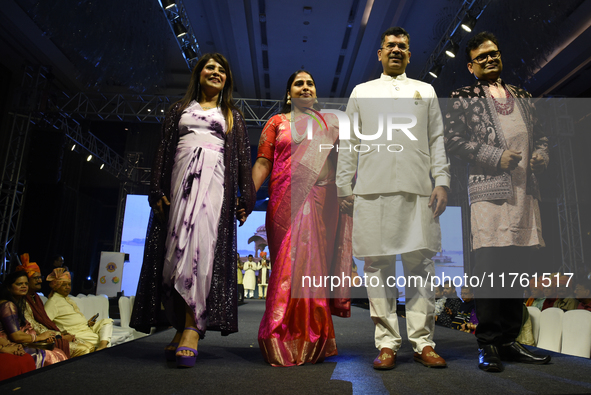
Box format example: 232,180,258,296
436,282,461,328
529,277,545,310
575,277,591,312
434,285,446,317
44,268,113,351
0,337,36,381
541,275,557,310
42,255,70,296
553,274,578,311
17,254,93,357
451,286,478,333
516,305,535,346
0,271,66,368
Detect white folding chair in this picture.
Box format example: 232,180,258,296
118,296,132,329
561,309,591,358
527,306,542,345
68,295,86,317
537,307,564,353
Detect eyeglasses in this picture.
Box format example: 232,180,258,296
471,50,501,64
380,43,409,52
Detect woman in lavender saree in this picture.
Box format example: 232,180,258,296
130,53,255,368
253,70,352,366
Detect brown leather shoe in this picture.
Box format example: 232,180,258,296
373,347,396,370
413,346,447,368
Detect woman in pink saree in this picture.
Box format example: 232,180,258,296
253,70,352,366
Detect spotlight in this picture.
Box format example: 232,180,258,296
161,0,176,10
100,164,105,170
173,21,187,38
71,144,77,151
183,46,197,60
445,40,459,58
429,65,443,78
86,154,93,162
461,15,477,32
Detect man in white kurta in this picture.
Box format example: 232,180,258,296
242,255,257,299
256,253,271,299
336,27,450,370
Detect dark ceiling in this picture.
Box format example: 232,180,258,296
2,0,591,101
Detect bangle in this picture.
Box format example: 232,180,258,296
30,333,36,342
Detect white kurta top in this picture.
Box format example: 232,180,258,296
44,293,113,347
242,261,257,290
336,73,451,257
257,260,271,286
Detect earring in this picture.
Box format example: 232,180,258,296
314,98,318,103
218,90,223,105
197,82,201,100
286,95,292,105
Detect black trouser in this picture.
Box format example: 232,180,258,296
473,246,532,347
237,284,244,302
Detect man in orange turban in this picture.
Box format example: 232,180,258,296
15,253,40,278
16,254,77,358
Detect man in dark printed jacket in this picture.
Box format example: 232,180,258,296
444,31,551,373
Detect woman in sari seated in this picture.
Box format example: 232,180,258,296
44,268,113,351
0,271,66,368
253,70,352,366
0,337,36,381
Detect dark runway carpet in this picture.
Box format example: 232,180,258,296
2,299,591,394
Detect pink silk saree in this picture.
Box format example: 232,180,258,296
257,113,352,366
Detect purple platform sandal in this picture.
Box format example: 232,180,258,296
176,327,199,368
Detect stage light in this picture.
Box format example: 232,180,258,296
461,15,477,32
100,164,105,170
161,0,176,10
183,46,197,60
445,40,459,58
86,154,93,162
71,144,77,151
173,21,187,38
429,65,442,78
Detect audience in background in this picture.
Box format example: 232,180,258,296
0,271,67,368
243,255,257,299
44,268,113,352
257,252,271,299
434,285,446,317
553,275,578,312
237,253,244,303
18,254,93,357
436,282,461,328
528,277,546,310
575,277,591,312
542,275,557,310
451,286,478,334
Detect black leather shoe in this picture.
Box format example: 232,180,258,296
478,345,504,372
500,342,551,364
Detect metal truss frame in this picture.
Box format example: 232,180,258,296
0,66,47,274
545,99,584,274
159,0,202,69
418,0,491,81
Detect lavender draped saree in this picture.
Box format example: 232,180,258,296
162,103,227,335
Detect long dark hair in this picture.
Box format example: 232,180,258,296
0,271,29,325
175,53,240,132
280,70,321,114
